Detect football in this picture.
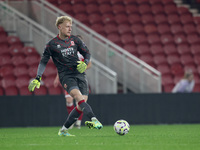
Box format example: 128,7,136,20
114,120,130,135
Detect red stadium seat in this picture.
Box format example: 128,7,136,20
88,13,102,24
170,23,183,34
104,23,118,34
147,33,160,44
161,33,174,44
139,3,151,14
150,43,164,55
43,63,57,78
1,75,16,88
73,3,86,14
164,3,177,15
194,55,200,65
0,86,4,95
13,64,29,77
12,54,26,66
167,54,181,65
18,86,33,95
84,0,97,4
91,23,105,35
75,13,90,25
167,13,181,24
144,23,157,34
163,43,178,55
7,36,23,47
126,4,139,15
111,0,123,5
162,0,175,5
174,33,187,44
25,54,41,66
173,74,183,84
124,0,137,5
137,44,151,55
58,4,74,16
193,84,200,92
154,54,168,65
9,45,24,56
118,23,131,35
0,34,8,45
123,43,138,56
86,3,100,14
99,4,112,14
154,13,168,24
107,33,122,46
134,33,148,45
112,4,126,15
4,86,19,96
102,13,115,24
183,23,197,35
48,86,62,95
149,0,162,5
191,44,200,55
142,13,154,24
151,3,165,15
128,14,142,24
157,23,171,34
184,64,198,74
170,63,184,76
163,84,174,93
97,0,110,4
177,43,191,55
180,14,194,24
193,16,200,25
187,33,200,44
180,54,194,66
115,13,129,24
136,0,149,5
34,86,48,95
157,64,171,75
15,75,30,88
162,74,174,86
0,64,14,77
22,46,39,56
0,53,12,66
140,54,154,66
43,75,57,88
28,64,38,78
177,6,190,15
121,33,134,45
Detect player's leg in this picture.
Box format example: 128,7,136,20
65,91,74,115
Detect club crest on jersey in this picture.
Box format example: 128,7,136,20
71,41,75,46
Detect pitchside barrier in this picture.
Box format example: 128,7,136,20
0,93,200,127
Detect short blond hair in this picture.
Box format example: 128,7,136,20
55,16,72,28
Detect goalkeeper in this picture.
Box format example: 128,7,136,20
28,16,103,136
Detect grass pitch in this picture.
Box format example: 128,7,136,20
0,124,200,150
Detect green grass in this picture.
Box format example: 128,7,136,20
0,124,200,150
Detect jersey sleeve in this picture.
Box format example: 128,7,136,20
75,37,91,65
37,44,51,77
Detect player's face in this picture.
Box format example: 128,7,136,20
58,21,72,38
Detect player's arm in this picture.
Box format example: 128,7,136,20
28,44,51,92
86,60,92,70
54,73,60,87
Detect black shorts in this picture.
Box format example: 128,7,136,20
60,73,89,96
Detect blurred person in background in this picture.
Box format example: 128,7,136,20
172,69,195,93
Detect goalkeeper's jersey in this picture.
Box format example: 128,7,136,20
37,34,90,77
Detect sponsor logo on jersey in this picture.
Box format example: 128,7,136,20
61,47,75,57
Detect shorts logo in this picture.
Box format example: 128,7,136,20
71,41,75,46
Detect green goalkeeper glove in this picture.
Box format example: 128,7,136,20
28,76,41,92
77,61,87,73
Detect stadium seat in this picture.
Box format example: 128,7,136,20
115,13,129,24
43,63,57,78
104,23,118,34
162,74,174,86
28,64,38,78
150,43,164,55
139,3,151,14
4,86,19,96
157,64,171,75
75,13,90,26
123,43,138,56
184,64,198,74
15,75,30,88
137,44,151,55
121,33,134,45
163,43,178,55
154,13,168,24
193,16,200,25
167,54,181,65
193,84,200,92
144,23,157,34
0,43,9,55
174,33,187,44
180,14,194,24
0,53,12,66
97,0,110,4
34,86,48,95
147,33,160,44
73,3,86,14
25,54,41,66
58,4,74,16
22,46,39,56
48,86,62,95
149,0,162,5
177,43,191,55
173,74,183,84
124,0,137,5
136,0,149,5
128,14,142,24
112,4,126,15
139,54,154,66
160,33,174,44
0,86,4,96
170,23,183,34
9,45,24,56
163,84,174,93
194,55,200,65
167,13,181,24
157,23,171,34
134,33,148,45
183,23,197,34
170,63,184,76
1,75,16,88
151,3,165,15
187,33,200,44
141,13,154,24
118,23,131,35
110,0,123,5
0,64,14,77
162,0,175,5
180,54,194,66
154,54,168,65
43,75,57,88
99,4,112,14
102,13,115,24
18,86,33,95
12,54,26,66
7,36,23,47
0,34,8,45
13,64,29,77
177,6,190,15
88,13,102,24
107,33,122,46
164,3,177,15
91,23,105,36
191,44,200,55
126,4,139,15
84,0,97,4
86,3,100,14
